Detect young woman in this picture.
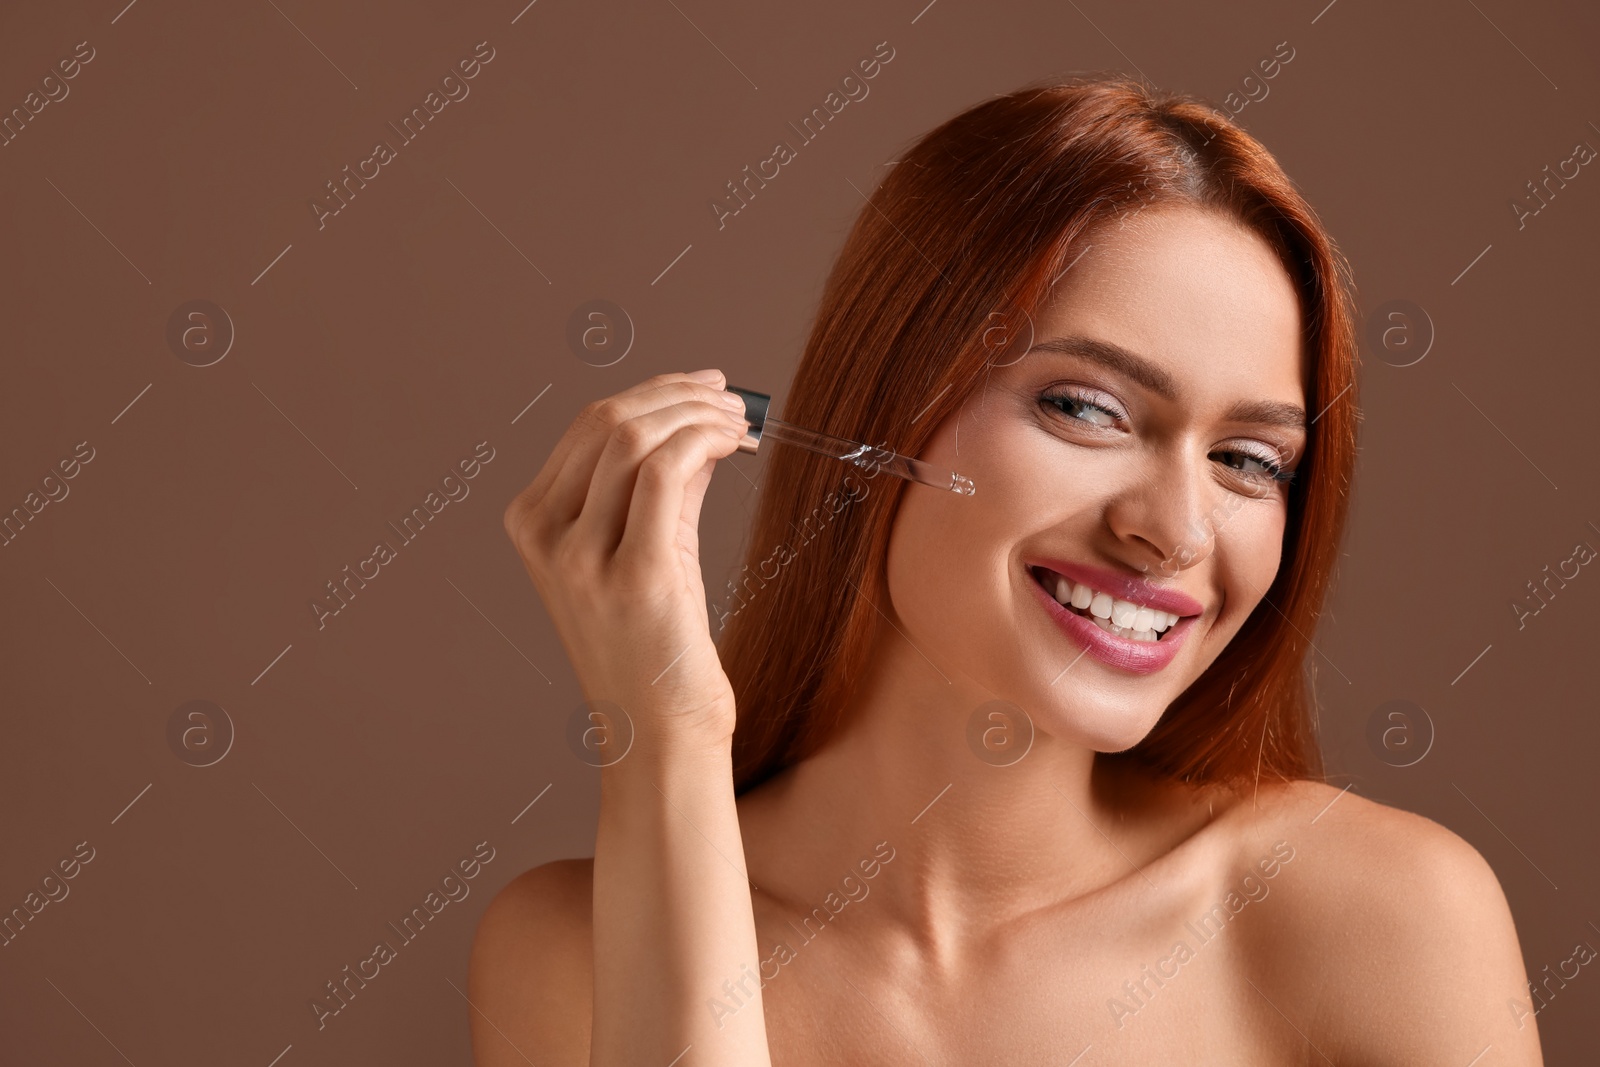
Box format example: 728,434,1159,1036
469,76,1543,1065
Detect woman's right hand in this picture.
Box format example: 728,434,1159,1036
501,369,751,751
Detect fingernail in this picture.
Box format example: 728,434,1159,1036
719,391,746,410
687,368,722,383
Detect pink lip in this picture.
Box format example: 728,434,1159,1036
1023,563,1197,675
1025,556,1205,619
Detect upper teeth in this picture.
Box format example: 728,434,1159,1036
1039,568,1181,640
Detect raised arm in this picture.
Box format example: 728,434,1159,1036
475,369,772,1067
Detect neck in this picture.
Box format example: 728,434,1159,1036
740,618,1224,959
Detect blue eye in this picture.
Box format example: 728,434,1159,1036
1041,385,1297,492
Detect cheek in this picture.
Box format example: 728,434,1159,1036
883,420,1026,638
1215,503,1289,621
1248,505,1288,573
893,404,1110,626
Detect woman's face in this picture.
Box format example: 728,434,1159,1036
884,203,1309,751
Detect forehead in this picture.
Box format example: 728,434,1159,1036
1025,204,1306,396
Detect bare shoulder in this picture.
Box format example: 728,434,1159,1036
1215,780,1544,1065
467,857,593,1067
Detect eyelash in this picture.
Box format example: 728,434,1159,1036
1039,386,1297,488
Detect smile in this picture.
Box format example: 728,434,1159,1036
1029,565,1179,642
1024,561,1204,675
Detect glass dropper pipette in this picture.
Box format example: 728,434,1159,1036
726,385,975,496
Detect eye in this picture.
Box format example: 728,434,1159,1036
1211,445,1296,493
1036,385,1299,495
1040,386,1124,429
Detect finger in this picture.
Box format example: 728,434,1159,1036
573,399,747,555
544,378,735,528
506,373,732,542
675,453,719,568
615,419,745,572
531,374,725,514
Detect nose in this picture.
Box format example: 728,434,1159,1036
1104,448,1226,578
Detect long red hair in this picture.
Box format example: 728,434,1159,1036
717,74,1359,797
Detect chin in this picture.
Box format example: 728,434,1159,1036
1035,700,1163,755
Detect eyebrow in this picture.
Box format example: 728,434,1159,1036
1023,335,1307,430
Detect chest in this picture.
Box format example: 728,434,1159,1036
745,896,1307,1065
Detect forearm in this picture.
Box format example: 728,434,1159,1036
590,731,771,1066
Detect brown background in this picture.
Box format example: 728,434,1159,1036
1,0,1597,1062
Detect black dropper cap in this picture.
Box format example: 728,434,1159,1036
726,385,770,453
